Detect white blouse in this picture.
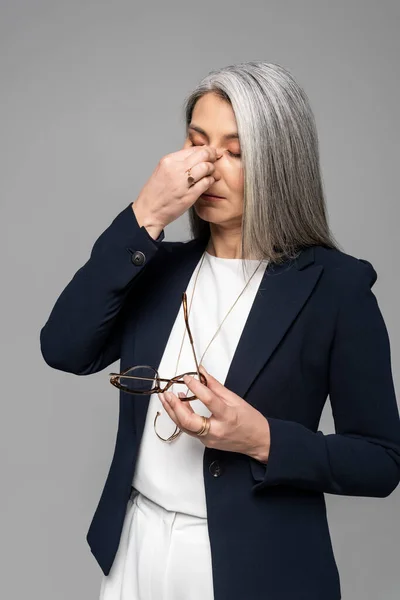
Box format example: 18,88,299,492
132,250,269,518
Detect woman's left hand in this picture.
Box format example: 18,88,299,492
158,365,270,463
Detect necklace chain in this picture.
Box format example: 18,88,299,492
173,251,265,382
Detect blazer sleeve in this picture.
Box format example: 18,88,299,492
40,202,166,375
250,259,400,498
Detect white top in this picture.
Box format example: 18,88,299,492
132,250,269,518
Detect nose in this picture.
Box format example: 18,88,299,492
212,149,223,180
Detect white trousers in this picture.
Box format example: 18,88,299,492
98,487,215,600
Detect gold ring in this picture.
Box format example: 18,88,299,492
194,416,210,436
186,168,195,187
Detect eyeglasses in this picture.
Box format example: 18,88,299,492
108,292,208,401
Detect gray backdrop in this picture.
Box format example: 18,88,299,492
1,1,399,598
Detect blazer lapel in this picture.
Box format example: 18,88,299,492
133,240,323,434
224,246,323,401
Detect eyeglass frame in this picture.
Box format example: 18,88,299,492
108,291,208,401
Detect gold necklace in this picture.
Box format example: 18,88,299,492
154,250,265,441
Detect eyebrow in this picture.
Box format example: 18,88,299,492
188,124,239,141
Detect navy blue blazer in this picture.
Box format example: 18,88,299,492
40,202,400,600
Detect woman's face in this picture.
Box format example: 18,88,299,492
182,92,244,228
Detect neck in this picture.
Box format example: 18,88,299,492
206,222,243,259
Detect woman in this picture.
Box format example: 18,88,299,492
40,62,400,600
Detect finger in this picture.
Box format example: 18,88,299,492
199,365,231,397
183,374,226,419
178,391,196,415
185,145,222,166
159,391,195,425
184,144,222,162
188,174,216,201
164,391,205,435
158,392,180,427
182,161,216,189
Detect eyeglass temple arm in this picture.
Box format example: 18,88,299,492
182,292,202,379
109,373,187,384
110,293,202,387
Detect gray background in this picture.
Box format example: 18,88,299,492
1,1,399,598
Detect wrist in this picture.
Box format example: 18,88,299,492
248,414,270,464
250,446,269,464
131,201,163,241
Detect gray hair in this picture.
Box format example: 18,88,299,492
181,61,342,275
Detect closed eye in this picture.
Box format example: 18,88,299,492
188,142,241,159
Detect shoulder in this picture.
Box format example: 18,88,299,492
310,245,378,308
313,245,377,286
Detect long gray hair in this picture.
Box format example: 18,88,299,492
181,61,341,273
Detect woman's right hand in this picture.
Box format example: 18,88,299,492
131,145,222,236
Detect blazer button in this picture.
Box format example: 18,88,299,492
209,460,223,477
131,251,145,266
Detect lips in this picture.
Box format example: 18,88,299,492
203,193,225,199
